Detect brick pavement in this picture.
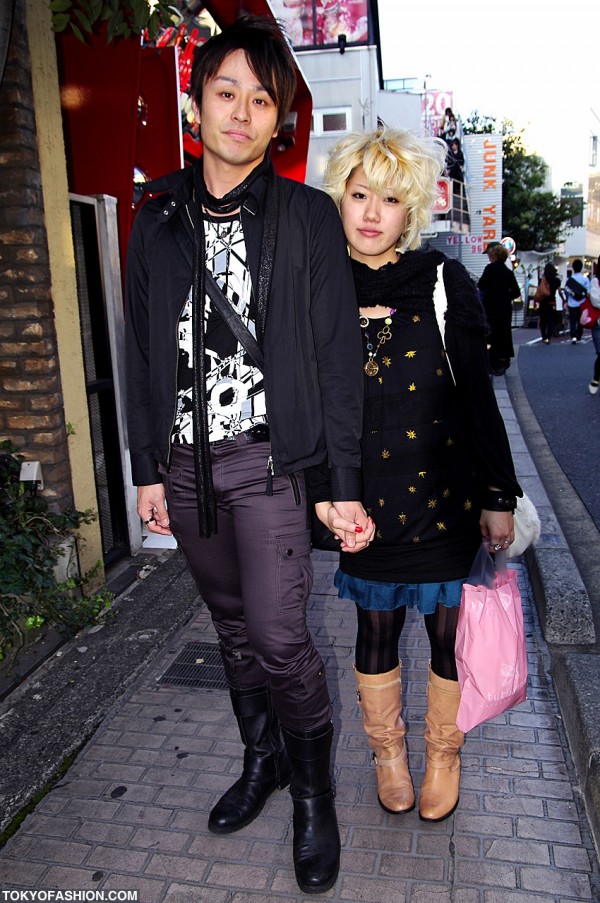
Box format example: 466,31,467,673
1,545,600,902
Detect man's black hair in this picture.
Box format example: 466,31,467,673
572,258,583,273
190,15,297,132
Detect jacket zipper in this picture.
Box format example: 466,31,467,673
266,455,274,496
166,306,185,469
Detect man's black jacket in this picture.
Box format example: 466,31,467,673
124,164,364,501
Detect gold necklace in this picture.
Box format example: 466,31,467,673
360,309,395,376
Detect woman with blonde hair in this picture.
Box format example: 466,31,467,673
315,127,521,822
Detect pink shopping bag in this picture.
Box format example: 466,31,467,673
455,547,527,733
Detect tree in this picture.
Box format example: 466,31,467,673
464,112,581,251
502,124,581,251
49,0,178,43
462,110,498,135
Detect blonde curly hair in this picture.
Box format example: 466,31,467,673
323,127,448,252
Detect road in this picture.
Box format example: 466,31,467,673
512,326,600,533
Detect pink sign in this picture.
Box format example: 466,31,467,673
433,178,451,214
270,0,369,47
421,90,454,137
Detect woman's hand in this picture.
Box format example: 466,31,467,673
314,501,376,553
137,484,172,536
480,509,514,553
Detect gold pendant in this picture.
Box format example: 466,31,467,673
364,359,379,377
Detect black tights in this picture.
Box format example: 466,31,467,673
355,604,460,682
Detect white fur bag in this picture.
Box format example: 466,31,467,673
508,493,541,558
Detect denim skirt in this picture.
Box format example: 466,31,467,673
334,570,465,615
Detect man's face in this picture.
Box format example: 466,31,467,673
194,49,279,177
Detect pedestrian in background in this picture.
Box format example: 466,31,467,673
125,15,373,895
317,127,521,823
439,107,458,142
536,263,560,344
478,242,521,375
565,258,590,344
588,255,600,395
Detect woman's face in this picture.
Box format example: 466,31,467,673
341,165,408,269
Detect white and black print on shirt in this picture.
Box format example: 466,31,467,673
172,215,267,444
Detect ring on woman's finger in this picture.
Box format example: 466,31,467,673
493,543,503,551
143,516,155,525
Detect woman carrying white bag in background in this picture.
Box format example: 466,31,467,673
586,255,600,396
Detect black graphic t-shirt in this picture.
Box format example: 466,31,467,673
172,215,267,444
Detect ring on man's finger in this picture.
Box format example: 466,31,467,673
493,543,502,551
144,516,155,525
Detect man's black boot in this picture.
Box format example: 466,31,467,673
281,722,340,895
208,685,290,834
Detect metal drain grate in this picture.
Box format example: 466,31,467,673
158,642,227,690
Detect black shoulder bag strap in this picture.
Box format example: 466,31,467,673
202,273,265,371
171,203,265,371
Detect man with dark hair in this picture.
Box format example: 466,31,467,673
565,258,590,343
125,14,372,896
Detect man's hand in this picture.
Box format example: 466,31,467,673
138,484,172,536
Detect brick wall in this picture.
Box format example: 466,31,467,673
0,0,72,512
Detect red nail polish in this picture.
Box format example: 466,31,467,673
355,525,363,533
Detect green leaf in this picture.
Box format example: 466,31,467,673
49,0,72,11
74,8,93,32
106,11,119,41
70,21,85,42
147,14,159,41
51,12,70,32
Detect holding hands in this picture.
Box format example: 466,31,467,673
315,500,375,553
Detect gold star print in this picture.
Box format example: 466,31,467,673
412,315,421,323
383,356,391,367
412,536,421,543
382,449,390,459
408,486,417,494
406,430,417,439
378,377,383,384
408,383,416,392
428,499,437,509
443,488,450,498
418,471,427,479
378,498,385,507
437,522,447,531
398,513,407,523
464,499,472,511
446,437,454,446
376,530,383,540
436,368,444,377
405,350,417,359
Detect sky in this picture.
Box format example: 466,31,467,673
378,0,599,193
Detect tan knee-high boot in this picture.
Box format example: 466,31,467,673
419,666,464,822
354,664,415,814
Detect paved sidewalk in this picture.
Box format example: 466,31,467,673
1,382,600,901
